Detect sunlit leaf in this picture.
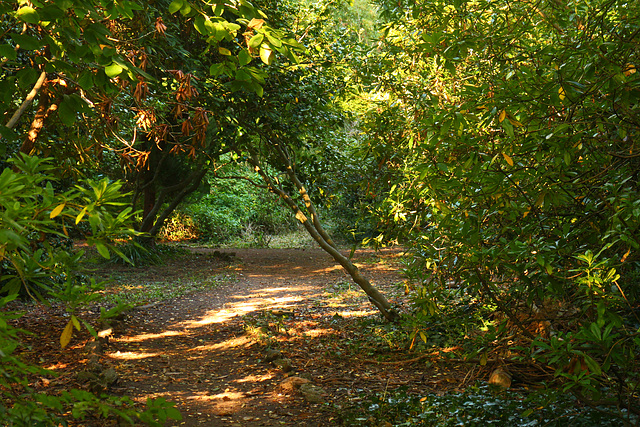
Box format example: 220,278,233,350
247,18,265,29
76,207,87,224
218,47,232,56
502,153,514,166
60,320,73,348
17,6,40,24
558,86,566,100
498,110,506,122
50,203,65,219
259,46,273,65
248,33,264,48
105,62,123,77
71,315,81,331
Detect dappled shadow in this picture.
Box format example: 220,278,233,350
104,247,404,426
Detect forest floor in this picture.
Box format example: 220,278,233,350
8,245,478,426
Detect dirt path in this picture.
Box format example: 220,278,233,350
106,247,406,426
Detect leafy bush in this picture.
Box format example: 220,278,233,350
160,164,295,243
0,155,179,425
364,0,640,416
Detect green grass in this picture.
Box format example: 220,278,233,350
100,273,237,307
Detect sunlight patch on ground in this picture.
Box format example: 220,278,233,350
189,390,245,401
336,309,376,318
44,362,69,370
116,330,182,342
304,327,332,337
314,264,343,274
234,372,276,384
188,335,253,351
187,304,258,326
184,290,309,327
109,350,161,360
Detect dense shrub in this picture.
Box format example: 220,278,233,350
160,165,295,243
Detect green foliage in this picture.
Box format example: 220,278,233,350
342,385,635,426
0,155,137,300
362,0,640,415
161,163,295,243
0,155,179,425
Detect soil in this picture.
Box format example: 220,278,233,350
7,246,472,426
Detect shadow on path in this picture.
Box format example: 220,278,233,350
106,247,403,426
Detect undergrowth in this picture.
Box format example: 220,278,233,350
340,385,634,426
100,273,234,307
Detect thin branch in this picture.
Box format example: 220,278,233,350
5,70,47,130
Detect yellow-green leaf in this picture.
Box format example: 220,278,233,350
498,109,506,122
71,315,81,331
17,6,40,24
419,331,427,343
558,86,566,100
480,352,488,366
105,62,123,77
61,320,74,348
168,0,183,14
75,207,87,224
218,47,231,56
50,203,65,219
259,46,273,65
248,33,264,49
502,152,514,166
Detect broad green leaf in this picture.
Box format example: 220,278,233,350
50,203,65,218
253,82,263,97
265,32,282,48
16,6,40,24
238,49,251,66
95,242,110,259
209,63,225,76
235,69,251,81
77,71,94,90
105,62,123,77
168,0,183,14
583,355,602,375
0,44,17,60
38,5,65,21
180,2,192,15
248,33,264,48
10,33,42,50
60,320,73,348
58,95,77,126
502,118,514,138
194,15,207,35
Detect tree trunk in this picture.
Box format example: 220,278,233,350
244,152,400,322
